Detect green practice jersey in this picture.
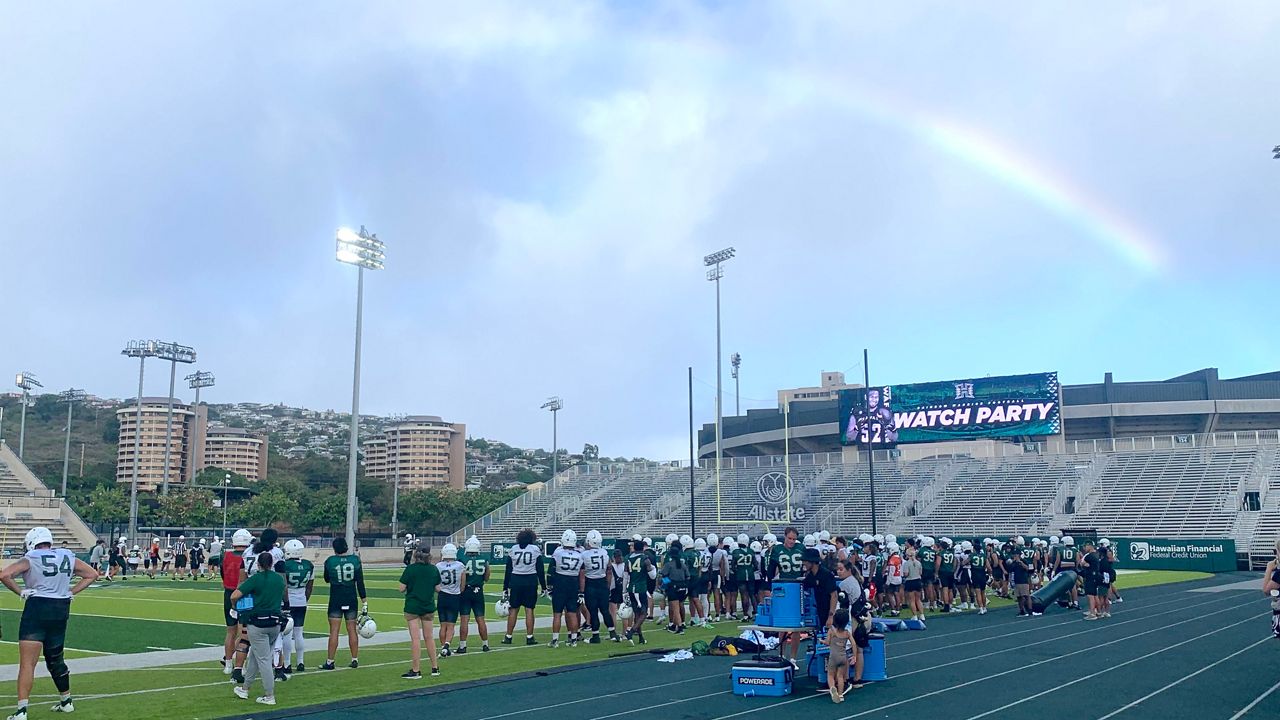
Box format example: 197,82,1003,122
459,551,488,587
732,548,752,581
769,544,804,580
626,552,650,592
323,554,364,599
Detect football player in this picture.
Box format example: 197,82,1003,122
436,543,465,656
457,536,491,653
547,531,583,647
220,529,252,674
623,539,656,644
0,527,98,719
126,545,142,576
731,538,755,620
501,528,543,646
709,534,726,621
321,537,367,670
281,539,314,672
579,530,615,642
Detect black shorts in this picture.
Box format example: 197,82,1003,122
144,557,155,569
327,592,360,621
852,622,870,649
175,556,188,568
955,569,971,587
939,574,955,589
610,585,624,604
403,551,413,566
19,597,70,646
437,592,461,623
666,586,689,602
921,571,935,586
627,590,649,614
509,576,539,610
972,572,988,589
289,606,307,626
724,578,738,593
904,579,923,593
459,585,485,616
691,576,710,596
223,588,239,626
551,575,580,613
709,574,722,590
209,556,222,567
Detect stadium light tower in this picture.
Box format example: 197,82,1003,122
186,371,215,484
541,397,563,478
703,247,735,481
336,225,385,550
122,340,163,544
730,353,741,416
153,341,196,496
58,389,85,498
14,371,42,460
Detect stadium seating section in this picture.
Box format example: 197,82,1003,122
453,433,1280,569
0,442,97,553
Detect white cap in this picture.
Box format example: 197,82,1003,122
441,543,458,560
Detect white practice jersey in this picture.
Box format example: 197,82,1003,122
580,548,609,580
23,548,77,599
712,548,729,575
699,549,713,574
552,546,583,577
437,560,465,595
609,559,627,590
209,539,223,557
508,544,542,575
242,546,285,576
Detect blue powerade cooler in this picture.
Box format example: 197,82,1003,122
731,659,794,697
770,581,803,627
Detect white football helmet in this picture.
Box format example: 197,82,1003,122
562,530,578,548
873,534,885,544
665,533,679,544
119,535,127,543
441,543,458,560
1063,536,1075,546
803,534,817,548
356,615,377,639
885,533,897,545
284,539,305,560
1014,536,1026,546
736,533,749,546
617,603,634,621
859,533,873,544
1049,536,1060,545
888,543,901,554
750,541,762,552
465,536,482,553
726,539,738,551
133,545,140,551
232,529,253,547
819,530,831,542
631,534,643,542
707,533,720,547
586,530,603,549
1099,538,1111,548
643,537,652,546
179,535,185,541
24,527,52,551
762,533,777,544
694,538,708,551
680,535,694,548
494,598,511,616
923,536,935,547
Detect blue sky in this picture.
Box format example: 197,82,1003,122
2,2,1278,461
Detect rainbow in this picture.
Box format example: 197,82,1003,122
801,76,1168,274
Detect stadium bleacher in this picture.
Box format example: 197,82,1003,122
452,432,1280,569
0,442,97,553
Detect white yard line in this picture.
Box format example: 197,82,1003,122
1093,636,1271,720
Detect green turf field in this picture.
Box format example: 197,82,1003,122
0,568,1216,719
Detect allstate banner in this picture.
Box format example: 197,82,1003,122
839,372,1061,445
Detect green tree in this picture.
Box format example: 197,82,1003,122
81,486,128,525
233,488,299,527
157,488,218,526
583,443,599,461
301,492,346,531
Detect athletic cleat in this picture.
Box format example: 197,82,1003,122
568,638,578,647
274,668,289,682
431,667,441,676
636,631,646,645
320,661,336,671
525,637,538,646
231,668,244,684
256,696,276,706
401,670,422,680
295,663,306,672
5,710,25,720
350,659,359,668
282,665,293,675
482,643,490,652
501,636,513,645
223,661,233,676
233,686,249,700
589,634,602,644
548,639,559,648
455,645,467,654
51,700,74,713
1084,613,1098,621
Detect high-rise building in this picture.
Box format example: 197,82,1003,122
362,416,464,490
776,371,863,406
116,398,268,490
